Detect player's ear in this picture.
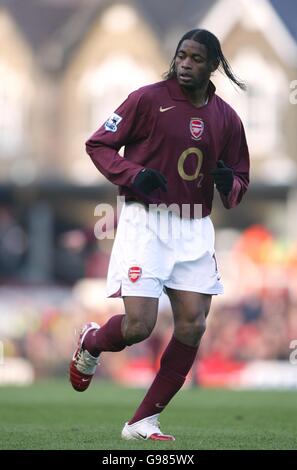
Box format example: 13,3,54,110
210,59,219,72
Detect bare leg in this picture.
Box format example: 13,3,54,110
167,289,212,347
122,296,159,345
129,289,211,423
83,296,159,355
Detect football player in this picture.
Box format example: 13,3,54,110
70,29,250,441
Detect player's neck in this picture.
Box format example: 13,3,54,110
181,81,209,108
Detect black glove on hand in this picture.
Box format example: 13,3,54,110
132,168,167,195
210,160,234,196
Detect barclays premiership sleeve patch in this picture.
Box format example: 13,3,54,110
104,113,123,132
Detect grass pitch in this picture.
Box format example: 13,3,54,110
0,379,296,450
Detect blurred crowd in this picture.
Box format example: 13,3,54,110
1,282,296,385
1,218,297,386
0,227,297,384
0,203,110,284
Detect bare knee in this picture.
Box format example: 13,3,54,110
123,318,153,345
122,297,158,345
174,310,207,346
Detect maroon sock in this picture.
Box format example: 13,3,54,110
83,314,126,356
129,336,198,424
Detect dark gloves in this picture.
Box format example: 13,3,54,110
211,160,234,196
132,168,167,195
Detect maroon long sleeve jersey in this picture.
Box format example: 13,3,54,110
86,77,250,218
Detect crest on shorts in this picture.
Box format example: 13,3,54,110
128,266,142,283
190,118,204,140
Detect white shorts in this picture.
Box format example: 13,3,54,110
107,202,224,298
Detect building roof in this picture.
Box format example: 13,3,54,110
0,0,82,50
135,0,215,45
270,0,297,44
1,0,296,72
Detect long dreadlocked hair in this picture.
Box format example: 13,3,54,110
164,29,246,91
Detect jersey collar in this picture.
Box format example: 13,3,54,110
165,77,216,103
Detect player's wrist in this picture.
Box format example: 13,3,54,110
132,168,167,195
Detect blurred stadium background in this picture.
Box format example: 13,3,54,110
1,0,297,395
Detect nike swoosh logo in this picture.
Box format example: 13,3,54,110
81,378,90,382
155,403,165,408
159,106,176,113
136,432,147,439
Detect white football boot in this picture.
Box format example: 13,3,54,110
121,414,175,441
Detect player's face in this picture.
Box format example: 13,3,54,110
175,39,215,90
